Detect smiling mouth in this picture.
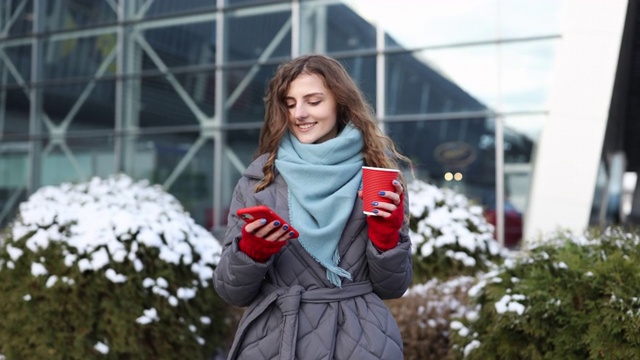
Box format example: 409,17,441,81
297,122,316,130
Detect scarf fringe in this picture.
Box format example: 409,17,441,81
325,249,352,287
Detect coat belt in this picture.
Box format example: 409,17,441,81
227,281,374,360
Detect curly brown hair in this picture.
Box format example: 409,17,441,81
255,54,412,192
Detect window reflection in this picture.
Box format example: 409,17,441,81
345,0,562,50
386,53,487,115
142,22,216,71
387,118,533,205
43,80,116,132
300,2,376,54
129,132,213,227
227,7,291,62
226,63,281,124
44,0,117,32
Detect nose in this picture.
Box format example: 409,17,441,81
293,104,308,120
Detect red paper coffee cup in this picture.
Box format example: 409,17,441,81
362,166,400,215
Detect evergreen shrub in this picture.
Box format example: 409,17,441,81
450,227,640,359
0,175,227,359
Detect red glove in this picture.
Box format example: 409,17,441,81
238,225,286,262
367,193,404,251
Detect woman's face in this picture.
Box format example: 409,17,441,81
285,73,338,144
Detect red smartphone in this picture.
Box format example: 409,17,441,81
236,205,299,238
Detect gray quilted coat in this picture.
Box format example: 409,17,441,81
213,154,412,360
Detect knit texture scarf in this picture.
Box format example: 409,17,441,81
275,123,364,287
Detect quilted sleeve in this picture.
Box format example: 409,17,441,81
213,177,272,307
365,190,412,299
366,232,412,299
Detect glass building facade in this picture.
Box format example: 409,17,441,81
0,0,565,246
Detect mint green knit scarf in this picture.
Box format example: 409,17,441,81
275,123,364,287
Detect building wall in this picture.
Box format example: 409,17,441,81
524,0,629,239
0,0,582,244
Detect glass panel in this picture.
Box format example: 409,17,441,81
146,0,217,18
226,0,287,6
140,21,216,71
502,114,540,247
336,55,376,110
390,41,559,115
43,32,117,80
2,45,32,84
0,141,29,227
226,63,280,124
224,55,375,123
177,70,216,118
503,114,543,160
227,5,291,63
499,40,558,112
40,135,115,186
344,0,562,51
386,52,488,116
386,118,495,204
221,128,261,224
300,2,376,55
3,0,33,36
138,74,201,128
590,160,608,225
2,87,30,137
129,132,213,229
42,79,116,132
44,0,117,31
227,128,261,168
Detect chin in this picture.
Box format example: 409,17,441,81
296,136,318,144
291,131,315,144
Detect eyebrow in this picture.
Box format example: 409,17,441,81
285,92,325,101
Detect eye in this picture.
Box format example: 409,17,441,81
286,103,295,109
309,101,321,106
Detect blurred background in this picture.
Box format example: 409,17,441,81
0,0,638,248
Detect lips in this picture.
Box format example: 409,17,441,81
297,122,316,131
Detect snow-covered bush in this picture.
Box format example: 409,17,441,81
386,276,477,360
386,180,509,358
0,175,226,359
407,179,506,282
450,227,640,359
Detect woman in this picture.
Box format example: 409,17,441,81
213,54,412,360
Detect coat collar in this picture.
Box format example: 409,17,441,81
243,153,272,180
244,153,290,223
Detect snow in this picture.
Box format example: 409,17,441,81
46,275,58,288
6,245,23,261
407,179,507,268
3,175,221,286
105,269,127,283
31,262,48,277
94,341,109,354
136,308,160,325
464,340,481,357
495,294,527,315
